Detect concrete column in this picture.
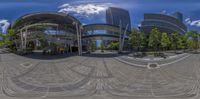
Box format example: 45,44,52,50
35,39,38,50
79,25,82,55
20,29,24,50
70,44,72,53
24,27,28,50
119,20,122,52
75,23,81,56
88,40,90,52
122,24,129,51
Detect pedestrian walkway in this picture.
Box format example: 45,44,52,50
0,53,199,99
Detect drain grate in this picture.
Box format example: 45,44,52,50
21,62,32,68
147,63,160,69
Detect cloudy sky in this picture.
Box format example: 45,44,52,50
0,0,200,33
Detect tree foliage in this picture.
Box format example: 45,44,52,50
100,42,105,51
129,29,146,51
0,29,15,47
128,27,199,52
148,28,161,51
181,34,189,50
170,32,179,51
107,42,119,50
186,30,200,50
161,32,171,50
90,41,96,52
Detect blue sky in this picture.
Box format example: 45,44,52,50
0,0,200,33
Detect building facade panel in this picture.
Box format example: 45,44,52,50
141,13,187,35
106,7,131,34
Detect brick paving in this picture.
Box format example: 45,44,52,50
0,53,199,99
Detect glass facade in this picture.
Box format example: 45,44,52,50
12,12,80,52
106,7,131,34
172,12,183,22
141,13,187,35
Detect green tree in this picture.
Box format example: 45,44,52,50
181,34,189,50
187,39,195,50
107,42,119,50
129,29,139,51
90,41,96,52
129,29,146,51
6,29,15,45
170,32,179,52
187,30,200,51
100,42,105,52
0,29,15,47
148,28,161,51
177,36,184,49
140,32,146,50
0,33,6,47
161,32,171,50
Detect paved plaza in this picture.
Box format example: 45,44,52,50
0,52,200,99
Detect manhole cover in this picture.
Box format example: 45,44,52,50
147,63,160,69
21,62,32,67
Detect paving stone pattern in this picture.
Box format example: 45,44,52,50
0,53,199,99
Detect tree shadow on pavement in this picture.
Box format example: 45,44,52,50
82,53,121,58
19,52,76,60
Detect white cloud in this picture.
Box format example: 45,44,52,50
185,18,190,22
161,10,171,15
161,10,167,14
0,19,10,34
58,3,114,17
138,24,141,27
82,23,87,25
185,18,200,27
190,20,200,27
58,4,70,8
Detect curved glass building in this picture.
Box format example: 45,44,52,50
12,12,81,53
10,10,130,54
140,13,187,35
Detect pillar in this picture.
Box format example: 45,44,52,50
119,20,122,52
79,25,82,55
75,22,81,56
